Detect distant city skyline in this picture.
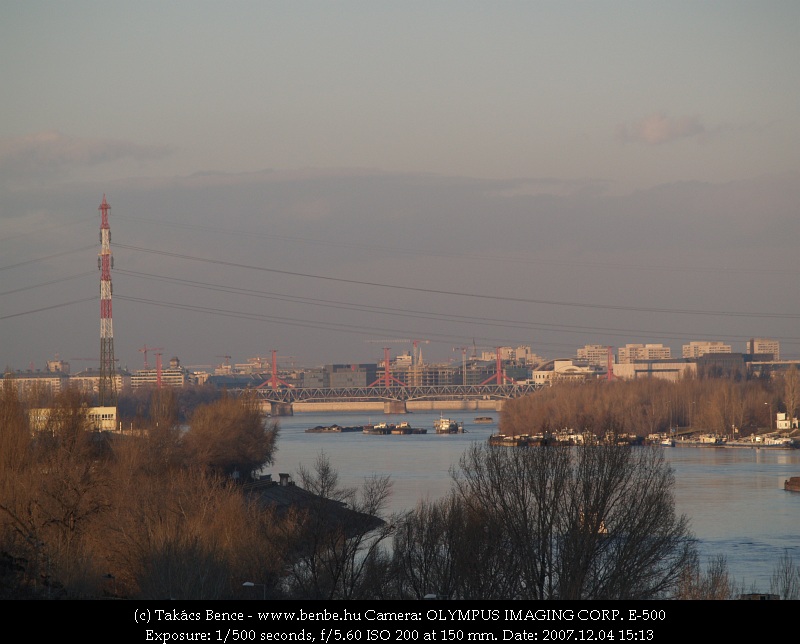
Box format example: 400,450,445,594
2,3,799,369
7,336,787,375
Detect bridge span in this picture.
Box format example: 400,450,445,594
239,383,545,415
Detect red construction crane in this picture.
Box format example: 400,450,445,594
138,344,159,370
154,350,165,388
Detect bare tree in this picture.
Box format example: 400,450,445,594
391,492,518,600
451,443,696,599
675,553,736,600
770,550,800,600
453,443,571,599
0,377,31,475
783,366,799,431
149,386,178,430
284,452,395,600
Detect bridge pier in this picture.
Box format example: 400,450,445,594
384,400,407,415
270,402,294,417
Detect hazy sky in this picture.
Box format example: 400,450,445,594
2,2,799,372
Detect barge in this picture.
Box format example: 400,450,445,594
305,424,363,433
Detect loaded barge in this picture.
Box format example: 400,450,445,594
305,424,363,433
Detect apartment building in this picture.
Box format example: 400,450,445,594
617,343,671,364
747,338,780,361
577,344,613,367
682,341,732,358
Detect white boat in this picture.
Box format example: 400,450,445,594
660,438,675,447
434,416,464,434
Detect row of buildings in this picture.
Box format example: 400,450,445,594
3,338,793,397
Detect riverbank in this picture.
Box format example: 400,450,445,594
675,439,797,450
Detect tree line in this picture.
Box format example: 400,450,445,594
500,369,800,441
0,373,798,599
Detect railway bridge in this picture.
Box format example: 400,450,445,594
241,382,545,415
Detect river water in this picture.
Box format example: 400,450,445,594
264,410,800,594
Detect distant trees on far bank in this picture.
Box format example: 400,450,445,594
500,370,800,441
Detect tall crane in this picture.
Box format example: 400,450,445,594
453,346,468,386
138,344,160,370
365,339,429,367
154,349,165,388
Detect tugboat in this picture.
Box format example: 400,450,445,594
434,416,464,434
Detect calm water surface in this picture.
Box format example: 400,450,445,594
265,410,800,593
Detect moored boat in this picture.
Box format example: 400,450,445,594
434,416,464,434
362,424,390,435
305,424,363,433
488,433,535,447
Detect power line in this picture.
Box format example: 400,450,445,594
0,271,95,296
122,214,800,276
114,243,800,320
115,268,800,344
0,296,97,321
0,245,96,272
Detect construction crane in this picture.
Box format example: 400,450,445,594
153,350,166,388
453,346,469,386
277,355,297,370
365,339,429,367
247,355,269,370
138,344,161,370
